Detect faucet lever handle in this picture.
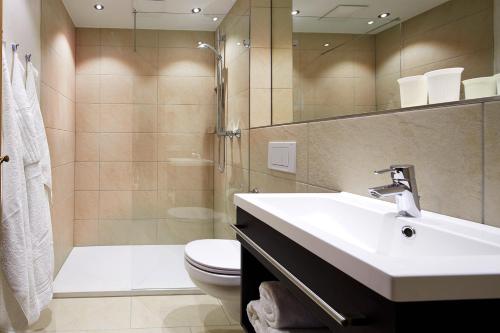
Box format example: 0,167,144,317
374,168,393,175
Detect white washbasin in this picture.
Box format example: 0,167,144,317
234,192,500,301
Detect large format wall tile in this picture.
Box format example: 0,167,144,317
484,102,500,227
308,104,483,222
42,0,76,273
75,28,216,245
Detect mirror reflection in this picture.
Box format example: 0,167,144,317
271,0,497,124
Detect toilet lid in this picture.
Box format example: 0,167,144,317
185,239,241,274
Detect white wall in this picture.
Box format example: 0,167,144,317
3,0,41,88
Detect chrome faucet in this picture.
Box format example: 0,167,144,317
368,165,421,218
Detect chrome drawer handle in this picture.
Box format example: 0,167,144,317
231,224,363,327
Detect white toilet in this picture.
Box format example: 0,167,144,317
184,239,241,321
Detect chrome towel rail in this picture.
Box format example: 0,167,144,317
230,223,363,327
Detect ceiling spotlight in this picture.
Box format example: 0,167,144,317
291,9,300,16
212,17,219,22
192,7,202,13
94,3,104,10
378,12,390,18
368,20,374,25
323,43,330,47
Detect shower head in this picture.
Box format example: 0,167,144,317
197,41,222,59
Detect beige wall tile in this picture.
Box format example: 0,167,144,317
75,162,99,191
130,220,159,244
158,77,215,105
47,128,75,167
250,123,308,182
76,133,100,161
133,76,158,104
76,103,100,132
100,75,133,104
100,104,133,132
158,133,213,161
158,31,215,48
98,220,132,245
250,88,271,127
52,162,75,204
74,220,99,246
250,48,271,89
308,104,483,221
75,191,99,220
157,219,215,244
133,105,158,133
250,7,271,48
77,28,101,46
99,191,133,219
158,105,214,133
100,133,132,161
484,102,500,227
158,48,214,77
76,75,100,103
76,46,101,74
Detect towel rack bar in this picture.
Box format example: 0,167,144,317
230,223,363,327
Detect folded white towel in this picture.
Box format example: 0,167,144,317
259,281,324,329
247,300,268,333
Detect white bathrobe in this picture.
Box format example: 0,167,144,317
26,61,52,200
12,51,53,316
0,44,38,325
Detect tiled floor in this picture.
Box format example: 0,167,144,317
29,295,243,333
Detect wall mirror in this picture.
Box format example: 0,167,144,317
270,0,498,125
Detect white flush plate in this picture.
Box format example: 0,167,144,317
268,142,296,173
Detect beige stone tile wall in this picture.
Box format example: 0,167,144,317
249,103,487,223
41,0,76,273
74,28,216,245
293,33,376,121
484,102,500,227
213,0,251,239
376,0,494,111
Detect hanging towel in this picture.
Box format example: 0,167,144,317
26,61,52,200
1,44,39,325
12,50,54,314
259,281,324,329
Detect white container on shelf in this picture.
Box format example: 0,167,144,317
462,76,497,99
494,73,500,95
397,75,428,108
424,68,464,104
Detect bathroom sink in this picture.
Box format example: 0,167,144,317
234,192,500,301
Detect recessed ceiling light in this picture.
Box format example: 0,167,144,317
212,17,219,22
94,3,104,10
378,12,390,18
236,42,241,46
323,43,330,47
368,20,374,25
291,10,300,16
192,7,202,14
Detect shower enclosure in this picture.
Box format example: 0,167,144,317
54,0,250,296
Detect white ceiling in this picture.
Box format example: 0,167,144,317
293,0,450,34
62,0,450,33
62,0,237,31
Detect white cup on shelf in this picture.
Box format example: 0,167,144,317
397,75,428,108
424,68,464,104
462,76,496,99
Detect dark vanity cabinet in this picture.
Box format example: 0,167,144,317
235,208,500,333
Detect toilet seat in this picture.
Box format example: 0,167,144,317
184,239,241,276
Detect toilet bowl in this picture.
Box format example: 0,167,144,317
184,239,241,322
